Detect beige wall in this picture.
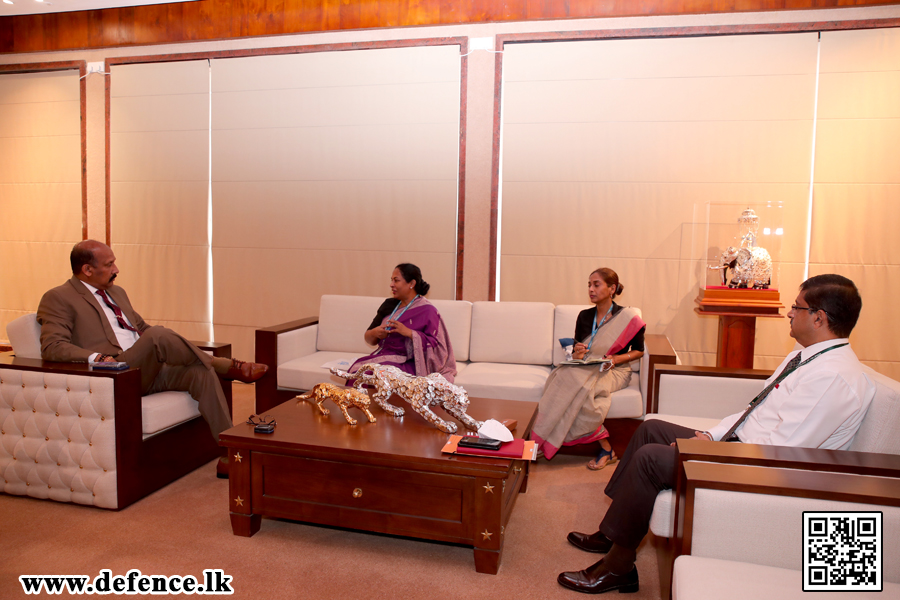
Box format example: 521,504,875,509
0,70,82,341
2,5,898,369
500,33,818,371
209,47,461,355
110,60,213,341
810,28,900,380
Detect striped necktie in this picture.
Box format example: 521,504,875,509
96,289,141,335
721,352,803,442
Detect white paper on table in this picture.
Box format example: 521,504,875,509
477,419,514,442
320,358,352,370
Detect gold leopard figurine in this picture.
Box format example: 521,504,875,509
296,383,377,425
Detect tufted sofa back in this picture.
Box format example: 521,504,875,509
0,368,119,508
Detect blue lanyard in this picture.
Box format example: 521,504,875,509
586,304,614,352
387,295,419,326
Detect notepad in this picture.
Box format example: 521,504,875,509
560,357,612,366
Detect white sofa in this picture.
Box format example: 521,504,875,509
254,295,677,414
645,364,900,600
0,313,231,509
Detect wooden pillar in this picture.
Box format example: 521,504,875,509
716,315,757,369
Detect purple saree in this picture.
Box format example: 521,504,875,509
347,297,457,382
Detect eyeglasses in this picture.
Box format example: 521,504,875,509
246,415,276,426
791,304,828,316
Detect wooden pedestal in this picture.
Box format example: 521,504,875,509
695,287,784,369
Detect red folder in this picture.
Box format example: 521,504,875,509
442,435,536,460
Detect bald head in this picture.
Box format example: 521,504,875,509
71,240,119,290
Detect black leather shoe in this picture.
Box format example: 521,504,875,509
567,530,613,553
557,559,639,594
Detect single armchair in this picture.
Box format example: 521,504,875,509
0,313,232,510
646,363,900,599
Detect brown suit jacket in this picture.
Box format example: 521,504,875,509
36,276,149,362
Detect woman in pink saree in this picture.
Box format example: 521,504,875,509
346,263,456,382
531,268,646,468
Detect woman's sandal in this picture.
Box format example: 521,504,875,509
587,447,618,471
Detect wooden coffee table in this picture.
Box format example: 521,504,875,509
219,395,538,574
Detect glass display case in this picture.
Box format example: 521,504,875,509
693,202,786,368
701,202,784,291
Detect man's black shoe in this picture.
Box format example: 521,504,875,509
567,530,613,554
557,559,639,594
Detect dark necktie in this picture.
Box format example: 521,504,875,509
721,352,803,441
96,289,141,336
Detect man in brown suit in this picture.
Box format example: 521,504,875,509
37,240,268,478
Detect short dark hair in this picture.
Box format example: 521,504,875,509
395,263,430,296
800,274,862,338
70,241,98,275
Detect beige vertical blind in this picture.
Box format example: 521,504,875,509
0,70,82,343
811,28,900,380
110,60,211,341
211,46,461,358
500,33,819,369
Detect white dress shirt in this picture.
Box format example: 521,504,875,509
706,339,875,450
80,280,140,361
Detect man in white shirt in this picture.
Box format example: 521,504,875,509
37,240,269,478
558,274,876,594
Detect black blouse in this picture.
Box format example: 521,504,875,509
368,298,403,330
573,302,645,355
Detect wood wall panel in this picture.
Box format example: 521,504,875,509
2,0,899,54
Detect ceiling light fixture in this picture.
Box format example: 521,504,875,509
2,0,14,5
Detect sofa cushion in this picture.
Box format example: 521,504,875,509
552,305,587,366
429,299,472,362
673,557,802,600
278,323,318,366
141,391,202,436
606,376,644,419
278,351,369,391
645,413,724,432
657,374,765,418
469,301,554,365
650,490,676,538
674,556,797,600
7,313,42,360
674,555,900,600
454,362,552,402
316,295,383,354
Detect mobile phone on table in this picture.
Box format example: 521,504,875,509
458,436,502,451
89,361,129,370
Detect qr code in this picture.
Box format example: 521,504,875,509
803,511,882,591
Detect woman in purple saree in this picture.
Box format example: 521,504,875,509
346,263,456,382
